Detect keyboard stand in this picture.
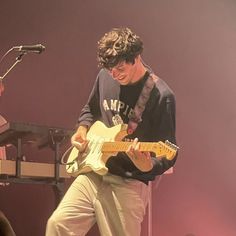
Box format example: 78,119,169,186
0,122,73,207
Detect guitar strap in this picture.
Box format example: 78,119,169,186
127,72,158,134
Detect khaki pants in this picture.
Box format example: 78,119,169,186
46,172,149,236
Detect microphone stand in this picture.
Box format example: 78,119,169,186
147,176,163,236
0,52,26,82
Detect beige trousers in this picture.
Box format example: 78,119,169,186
46,172,149,236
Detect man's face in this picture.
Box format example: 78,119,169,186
108,59,138,85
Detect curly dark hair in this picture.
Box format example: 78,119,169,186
97,27,143,69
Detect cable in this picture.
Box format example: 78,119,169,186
0,48,14,65
60,145,74,165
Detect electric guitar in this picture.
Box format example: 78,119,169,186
66,121,178,176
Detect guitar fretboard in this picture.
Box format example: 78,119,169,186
101,141,177,160
102,141,157,152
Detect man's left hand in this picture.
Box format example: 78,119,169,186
126,138,153,172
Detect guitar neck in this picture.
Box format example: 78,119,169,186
102,141,158,153
102,140,178,160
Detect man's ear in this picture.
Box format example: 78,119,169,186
135,55,141,63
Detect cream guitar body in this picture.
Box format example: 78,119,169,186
66,121,178,177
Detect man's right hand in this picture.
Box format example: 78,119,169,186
71,125,88,152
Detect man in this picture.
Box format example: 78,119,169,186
46,27,177,236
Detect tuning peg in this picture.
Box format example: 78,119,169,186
165,140,179,150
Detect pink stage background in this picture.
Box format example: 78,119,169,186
0,1,236,235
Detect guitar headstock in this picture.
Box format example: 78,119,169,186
153,140,179,160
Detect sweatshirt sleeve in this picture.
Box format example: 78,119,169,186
77,75,101,128
149,92,178,176
133,92,178,180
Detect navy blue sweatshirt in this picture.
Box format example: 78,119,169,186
77,68,177,184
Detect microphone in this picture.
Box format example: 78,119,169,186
12,44,45,54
